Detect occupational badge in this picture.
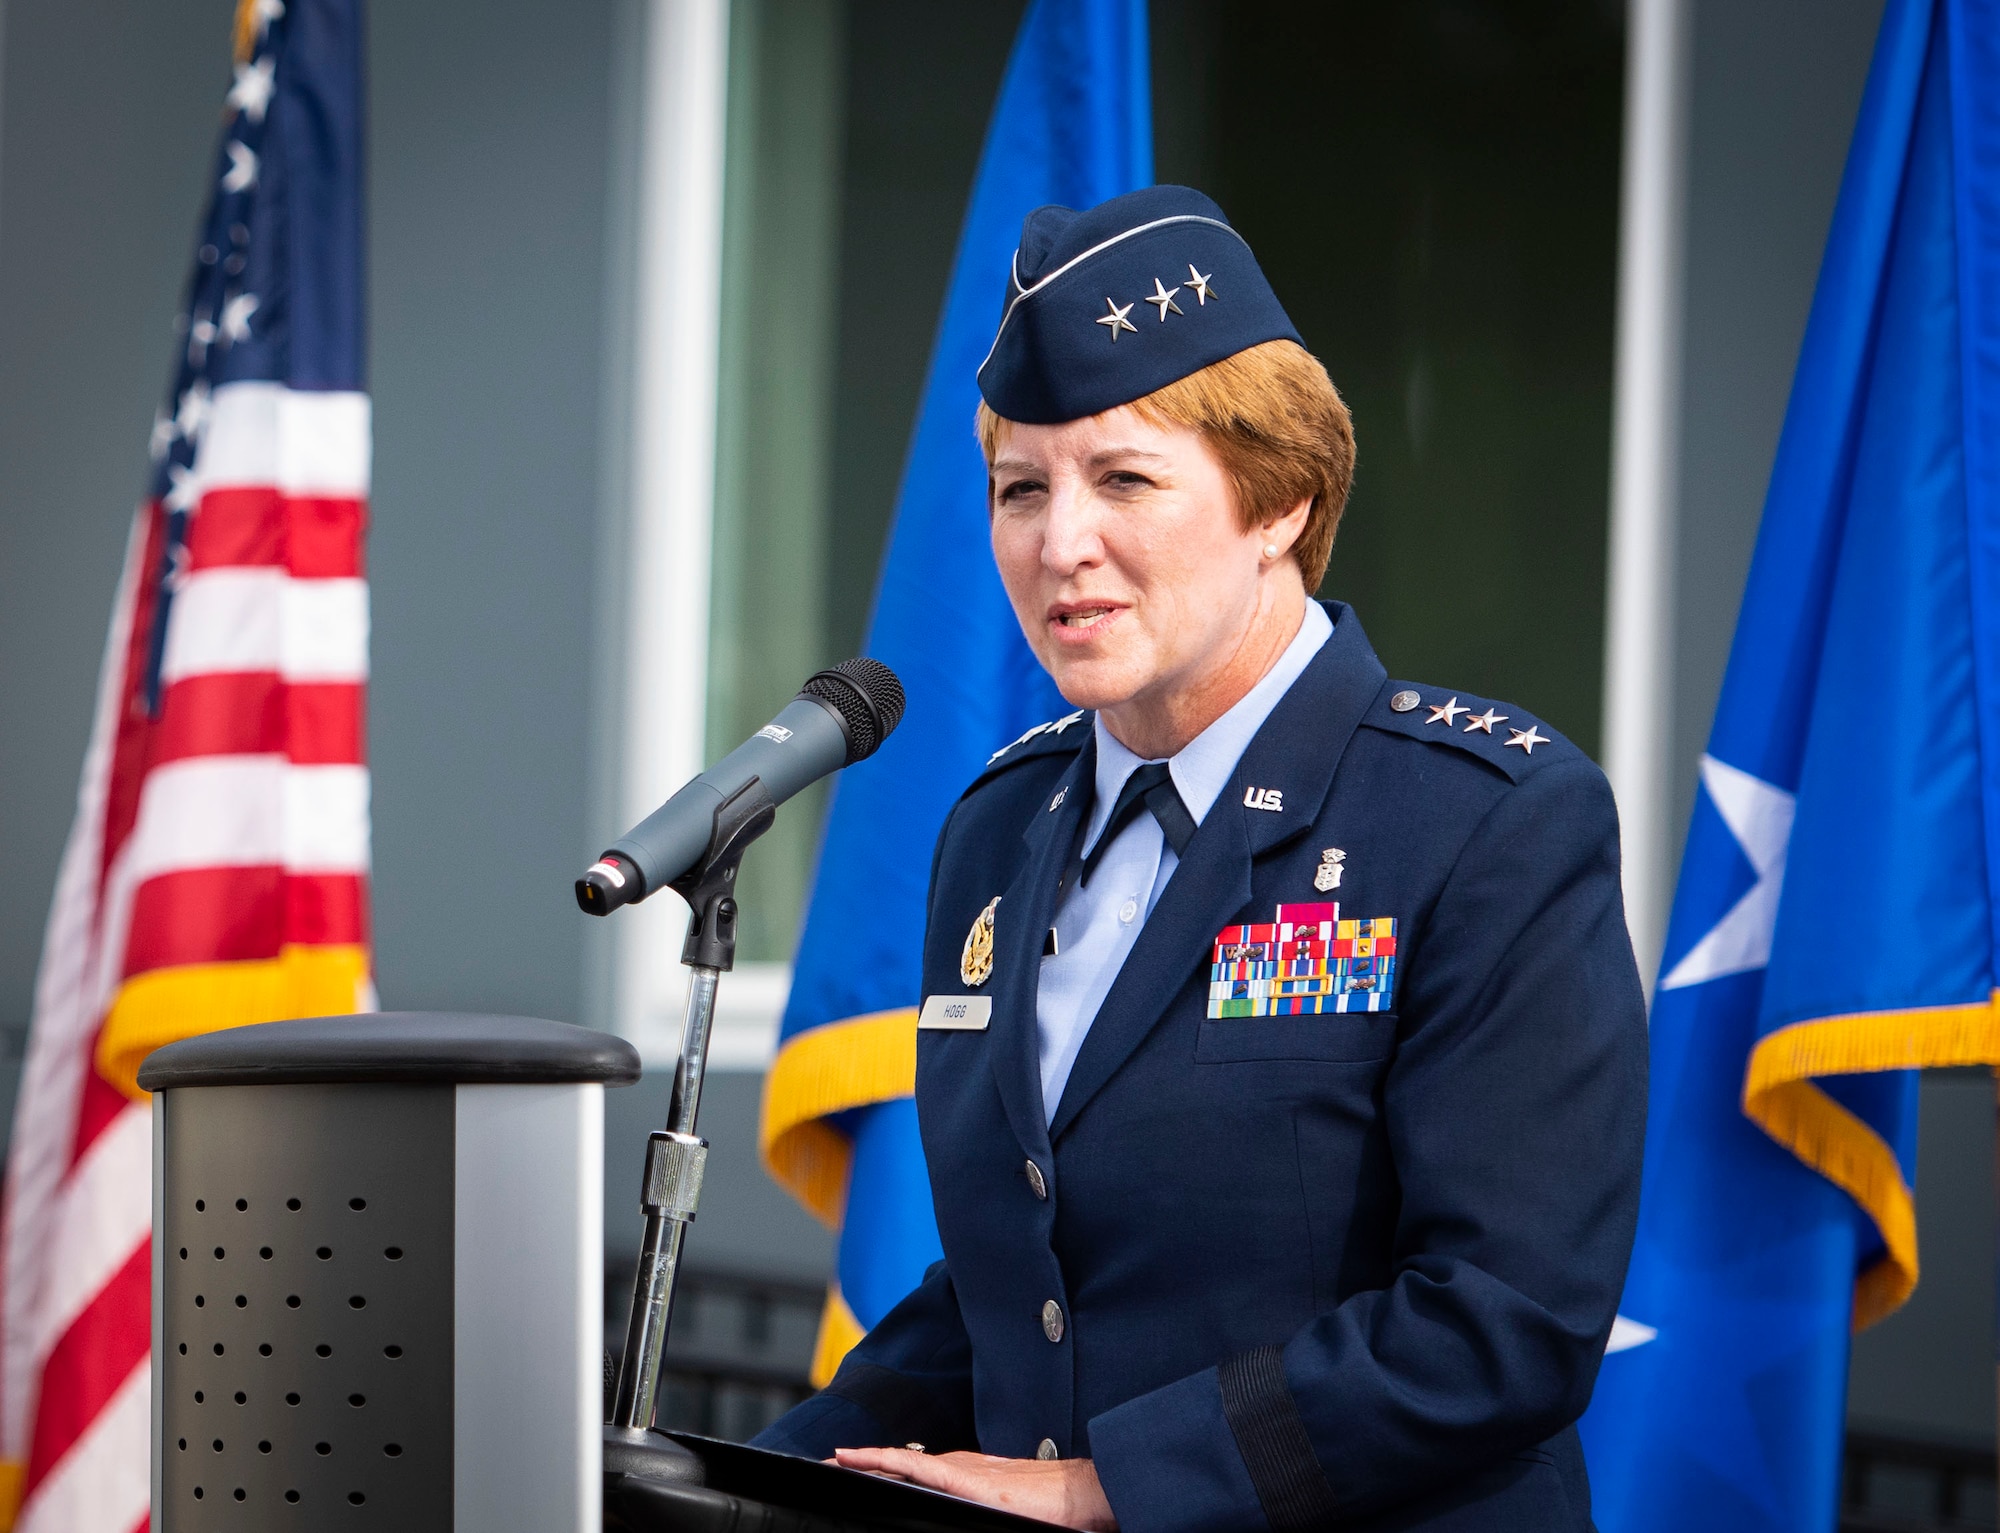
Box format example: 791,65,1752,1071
961,896,1001,987
1314,847,1346,892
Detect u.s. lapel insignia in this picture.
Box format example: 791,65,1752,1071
1314,847,1346,892
961,896,1001,987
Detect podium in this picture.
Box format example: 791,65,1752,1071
140,1012,639,1533
142,1011,1055,1533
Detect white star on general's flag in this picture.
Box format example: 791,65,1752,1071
229,55,277,123
1186,265,1215,304
1659,754,1796,990
1605,1316,1657,1355
1144,277,1183,320
1426,696,1467,726
219,292,259,345
149,409,178,463
1505,726,1548,755
175,380,213,440
1463,708,1507,734
164,463,201,513
1096,297,1137,339
223,140,259,193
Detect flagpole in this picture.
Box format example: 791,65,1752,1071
614,0,731,1048
1602,0,1693,993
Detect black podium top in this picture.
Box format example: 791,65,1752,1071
607,1435,1068,1533
135,1012,643,1090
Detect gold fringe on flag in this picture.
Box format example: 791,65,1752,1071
809,1284,869,1389
759,1008,920,1376
758,1008,920,1227
97,943,373,1100
1741,991,2000,1329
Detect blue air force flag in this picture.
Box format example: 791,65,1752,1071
1581,0,2000,1526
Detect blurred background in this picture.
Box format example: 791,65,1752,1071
0,0,1990,1521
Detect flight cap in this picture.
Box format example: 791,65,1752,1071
976,185,1304,424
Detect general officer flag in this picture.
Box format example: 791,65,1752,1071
759,0,1151,1384
0,2,371,1526
1581,0,2000,1526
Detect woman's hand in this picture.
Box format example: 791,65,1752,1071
831,1446,1117,1531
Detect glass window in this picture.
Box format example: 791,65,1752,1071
1157,0,1624,750
707,0,848,963
707,0,1021,963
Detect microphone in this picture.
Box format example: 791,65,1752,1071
576,658,905,915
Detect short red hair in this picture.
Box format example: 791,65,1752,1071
976,339,1356,588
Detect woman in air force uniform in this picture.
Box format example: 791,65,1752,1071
754,185,1648,1533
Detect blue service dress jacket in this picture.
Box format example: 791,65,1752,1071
755,602,1648,1533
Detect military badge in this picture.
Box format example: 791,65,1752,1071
1206,902,1400,1017
961,896,1001,987
1314,848,1345,892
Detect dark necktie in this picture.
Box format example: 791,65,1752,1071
1078,761,1197,886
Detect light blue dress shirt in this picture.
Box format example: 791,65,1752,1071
1035,600,1334,1114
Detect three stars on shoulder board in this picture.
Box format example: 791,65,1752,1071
1399,691,1549,755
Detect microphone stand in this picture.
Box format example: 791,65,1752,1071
604,780,775,1486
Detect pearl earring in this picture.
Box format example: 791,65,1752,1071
1262,543,1279,559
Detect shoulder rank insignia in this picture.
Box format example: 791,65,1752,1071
987,710,1086,766
961,896,1001,987
1371,685,1562,784
1207,902,1399,1017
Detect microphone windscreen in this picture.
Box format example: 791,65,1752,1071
800,658,905,764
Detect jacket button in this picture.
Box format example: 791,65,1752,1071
1025,1160,1047,1200
1037,1439,1059,1461
1041,1299,1064,1343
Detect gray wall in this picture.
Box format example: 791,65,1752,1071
366,0,613,1022
0,0,231,1033
0,0,241,1127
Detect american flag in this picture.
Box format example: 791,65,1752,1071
0,0,370,1526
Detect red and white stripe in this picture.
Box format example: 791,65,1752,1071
0,381,371,1533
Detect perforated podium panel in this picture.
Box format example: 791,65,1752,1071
159,1085,456,1527
141,1013,640,1533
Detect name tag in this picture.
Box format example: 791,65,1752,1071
918,995,992,1031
